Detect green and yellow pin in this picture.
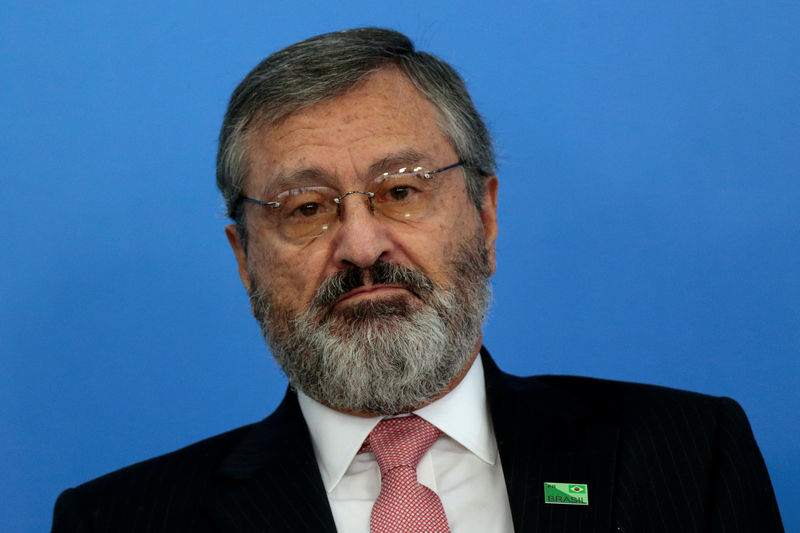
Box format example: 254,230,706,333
544,482,589,505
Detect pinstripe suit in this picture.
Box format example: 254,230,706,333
52,349,783,532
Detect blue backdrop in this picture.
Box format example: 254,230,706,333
2,2,798,531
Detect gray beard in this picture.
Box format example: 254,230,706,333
249,235,492,415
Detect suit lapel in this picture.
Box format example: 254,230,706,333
203,390,337,533
483,350,619,533
201,351,618,532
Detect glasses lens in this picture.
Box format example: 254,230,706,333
272,186,338,240
372,170,439,221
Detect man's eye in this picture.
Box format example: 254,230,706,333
296,203,321,217
388,186,411,201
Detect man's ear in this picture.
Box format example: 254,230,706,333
225,224,251,292
480,176,499,275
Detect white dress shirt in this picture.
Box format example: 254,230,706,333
297,354,514,533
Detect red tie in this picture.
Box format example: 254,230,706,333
361,415,451,533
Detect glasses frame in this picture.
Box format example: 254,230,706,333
235,160,463,223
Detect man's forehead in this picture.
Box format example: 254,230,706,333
243,69,455,191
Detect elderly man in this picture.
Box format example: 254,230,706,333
52,28,783,532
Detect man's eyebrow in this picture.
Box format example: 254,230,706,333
260,149,433,196
262,167,332,196
367,149,432,177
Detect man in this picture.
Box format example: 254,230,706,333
52,28,783,532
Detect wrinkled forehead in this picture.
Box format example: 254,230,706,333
241,67,455,191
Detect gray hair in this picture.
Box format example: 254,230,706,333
216,27,496,246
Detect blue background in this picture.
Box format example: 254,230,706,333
2,2,798,531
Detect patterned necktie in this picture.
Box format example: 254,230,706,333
360,415,451,533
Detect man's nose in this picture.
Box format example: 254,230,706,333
330,192,392,269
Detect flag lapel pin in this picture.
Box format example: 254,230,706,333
544,482,589,505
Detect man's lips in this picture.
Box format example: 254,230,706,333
334,284,411,306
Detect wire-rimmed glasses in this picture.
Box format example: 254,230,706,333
235,162,463,242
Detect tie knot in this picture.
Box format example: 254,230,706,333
362,415,441,475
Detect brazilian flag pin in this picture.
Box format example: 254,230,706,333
544,482,589,505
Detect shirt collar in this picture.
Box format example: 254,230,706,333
297,353,496,492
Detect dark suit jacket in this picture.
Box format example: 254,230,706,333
52,349,783,532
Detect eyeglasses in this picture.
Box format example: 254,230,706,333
235,162,463,242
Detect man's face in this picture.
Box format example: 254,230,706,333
226,67,498,415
